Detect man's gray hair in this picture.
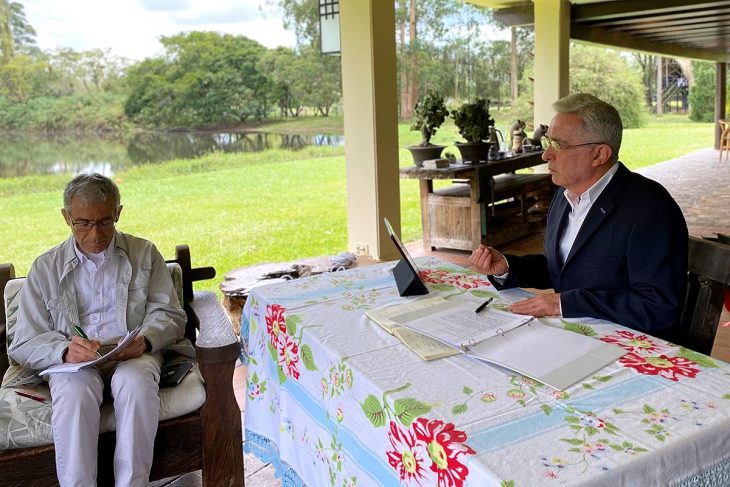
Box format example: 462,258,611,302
552,93,622,161
63,173,121,213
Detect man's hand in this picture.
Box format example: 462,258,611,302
114,335,149,361
63,335,101,363
469,244,509,276
509,293,561,317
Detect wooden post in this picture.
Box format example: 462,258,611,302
715,62,727,150
656,56,663,115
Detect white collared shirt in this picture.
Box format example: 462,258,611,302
558,162,619,264
73,235,122,344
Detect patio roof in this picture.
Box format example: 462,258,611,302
470,0,730,62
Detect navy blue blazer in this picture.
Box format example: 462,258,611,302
495,162,688,334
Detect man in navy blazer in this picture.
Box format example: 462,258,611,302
470,93,688,335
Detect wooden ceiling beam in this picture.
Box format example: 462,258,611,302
492,4,534,27
633,27,730,41
589,6,730,28
615,15,730,35
571,23,730,62
572,0,730,22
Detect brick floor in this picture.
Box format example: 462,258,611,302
155,148,730,487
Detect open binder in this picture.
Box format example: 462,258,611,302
390,300,627,390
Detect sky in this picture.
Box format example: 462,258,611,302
23,0,296,61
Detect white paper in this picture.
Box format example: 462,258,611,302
465,321,627,390
39,325,144,377
365,296,448,334
391,299,530,348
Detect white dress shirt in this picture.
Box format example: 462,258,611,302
558,162,619,264
494,163,619,302
73,236,123,344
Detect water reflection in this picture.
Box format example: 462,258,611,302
0,131,345,178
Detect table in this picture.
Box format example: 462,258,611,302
399,151,554,250
241,258,730,486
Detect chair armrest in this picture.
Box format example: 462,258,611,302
190,291,244,484
192,291,238,355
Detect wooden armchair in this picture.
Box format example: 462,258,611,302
0,245,243,486
719,119,730,163
675,236,730,355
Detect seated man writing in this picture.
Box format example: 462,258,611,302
470,93,688,335
9,173,187,486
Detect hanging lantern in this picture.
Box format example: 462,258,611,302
319,0,340,55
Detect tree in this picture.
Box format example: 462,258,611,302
266,0,320,49
0,0,36,62
124,32,270,126
688,60,716,123
568,43,645,128
298,47,341,116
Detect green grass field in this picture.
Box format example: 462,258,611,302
0,114,714,295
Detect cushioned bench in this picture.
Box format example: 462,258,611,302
0,245,243,486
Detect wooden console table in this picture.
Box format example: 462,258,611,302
399,151,554,250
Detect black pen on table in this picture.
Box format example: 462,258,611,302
475,297,493,314
73,325,102,357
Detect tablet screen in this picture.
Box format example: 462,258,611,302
384,217,420,274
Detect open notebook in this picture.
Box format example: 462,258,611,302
366,296,461,360
390,299,627,390
39,325,144,377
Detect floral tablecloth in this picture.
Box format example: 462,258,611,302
241,257,730,487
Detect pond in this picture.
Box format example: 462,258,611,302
0,131,346,178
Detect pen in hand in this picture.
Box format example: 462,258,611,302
15,390,46,403
73,325,103,357
475,297,494,314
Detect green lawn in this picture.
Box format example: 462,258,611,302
0,114,715,295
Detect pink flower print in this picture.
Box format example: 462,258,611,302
265,304,287,348
277,333,301,380
412,418,476,487
544,469,559,479
418,269,450,284
620,353,700,381
600,329,663,355
508,390,526,400
386,421,429,486
445,273,491,290
480,393,497,403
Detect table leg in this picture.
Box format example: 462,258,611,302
420,179,434,250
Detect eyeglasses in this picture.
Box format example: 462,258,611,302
70,218,117,232
541,135,603,151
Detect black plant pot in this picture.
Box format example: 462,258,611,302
455,142,492,163
407,144,446,167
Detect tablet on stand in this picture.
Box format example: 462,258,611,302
384,218,429,297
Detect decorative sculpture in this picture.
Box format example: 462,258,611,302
509,120,527,152
530,124,549,147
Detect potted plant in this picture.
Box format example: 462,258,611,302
451,98,495,163
407,90,449,166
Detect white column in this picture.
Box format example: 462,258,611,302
533,0,570,127
340,0,400,260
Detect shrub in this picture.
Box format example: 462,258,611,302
689,60,716,123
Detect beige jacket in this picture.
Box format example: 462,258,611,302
9,231,188,371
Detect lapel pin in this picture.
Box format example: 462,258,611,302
600,207,606,214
